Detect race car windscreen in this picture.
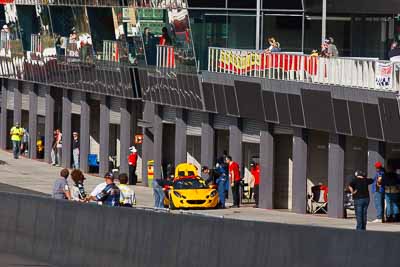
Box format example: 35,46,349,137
173,179,208,190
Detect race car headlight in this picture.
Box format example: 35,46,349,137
174,191,186,199
209,190,217,198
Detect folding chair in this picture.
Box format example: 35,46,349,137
307,185,328,214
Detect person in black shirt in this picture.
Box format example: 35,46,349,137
382,162,400,222
349,170,374,230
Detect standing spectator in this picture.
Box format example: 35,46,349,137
372,161,385,223
159,27,172,46
21,128,29,157
51,129,62,166
72,132,80,169
89,172,121,207
327,37,339,57
51,131,57,165
70,169,87,202
128,146,138,185
9,122,24,159
52,168,71,200
349,170,373,230
389,41,400,62
118,173,136,207
250,162,260,208
152,177,172,208
320,39,329,57
265,37,281,52
382,161,400,222
322,37,339,58
56,129,62,165
143,27,156,65
226,156,241,208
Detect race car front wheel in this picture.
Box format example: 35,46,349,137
169,196,176,210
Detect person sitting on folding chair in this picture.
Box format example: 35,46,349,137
308,183,328,214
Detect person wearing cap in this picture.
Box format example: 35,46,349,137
72,132,80,169
70,169,87,202
52,168,71,200
349,170,374,230
250,162,260,208
89,173,121,206
10,122,24,159
372,161,385,222
128,146,138,185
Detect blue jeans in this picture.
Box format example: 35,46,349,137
217,181,226,208
152,180,165,208
374,192,385,220
354,198,370,230
72,148,80,169
12,140,21,159
385,193,400,218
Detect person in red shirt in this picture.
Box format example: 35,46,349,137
250,162,260,208
128,146,138,185
226,155,241,208
159,27,172,46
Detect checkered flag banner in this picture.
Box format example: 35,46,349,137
375,62,393,90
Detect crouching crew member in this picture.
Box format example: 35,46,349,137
202,166,227,208
89,172,121,207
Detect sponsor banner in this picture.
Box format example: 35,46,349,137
218,50,318,75
375,62,393,90
0,0,14,4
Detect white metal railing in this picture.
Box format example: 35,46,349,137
31,34,42,54
208,47,400,92
156,45,176,68
0,31,11,56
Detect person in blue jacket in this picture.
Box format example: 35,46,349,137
215,163,228,208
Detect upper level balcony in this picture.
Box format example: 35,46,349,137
207,47,400,93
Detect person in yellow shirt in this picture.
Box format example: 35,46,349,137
118,173,136,207
10,122,24,159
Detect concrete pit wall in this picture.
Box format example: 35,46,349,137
0,192,399,267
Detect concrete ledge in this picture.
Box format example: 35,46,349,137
0,191,399,267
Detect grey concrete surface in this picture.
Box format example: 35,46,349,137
0,252,54,266
0,149,400,232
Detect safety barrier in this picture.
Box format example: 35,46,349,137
156,45,176,68
0,192,399,267
208,47,400,92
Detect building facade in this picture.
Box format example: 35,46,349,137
0,0,400,219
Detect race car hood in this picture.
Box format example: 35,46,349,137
173,188,217,199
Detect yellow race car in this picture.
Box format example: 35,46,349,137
165,176,219,210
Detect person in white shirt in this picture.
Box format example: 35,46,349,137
90,181,107,205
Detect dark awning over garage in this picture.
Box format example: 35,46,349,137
304,0,399,15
